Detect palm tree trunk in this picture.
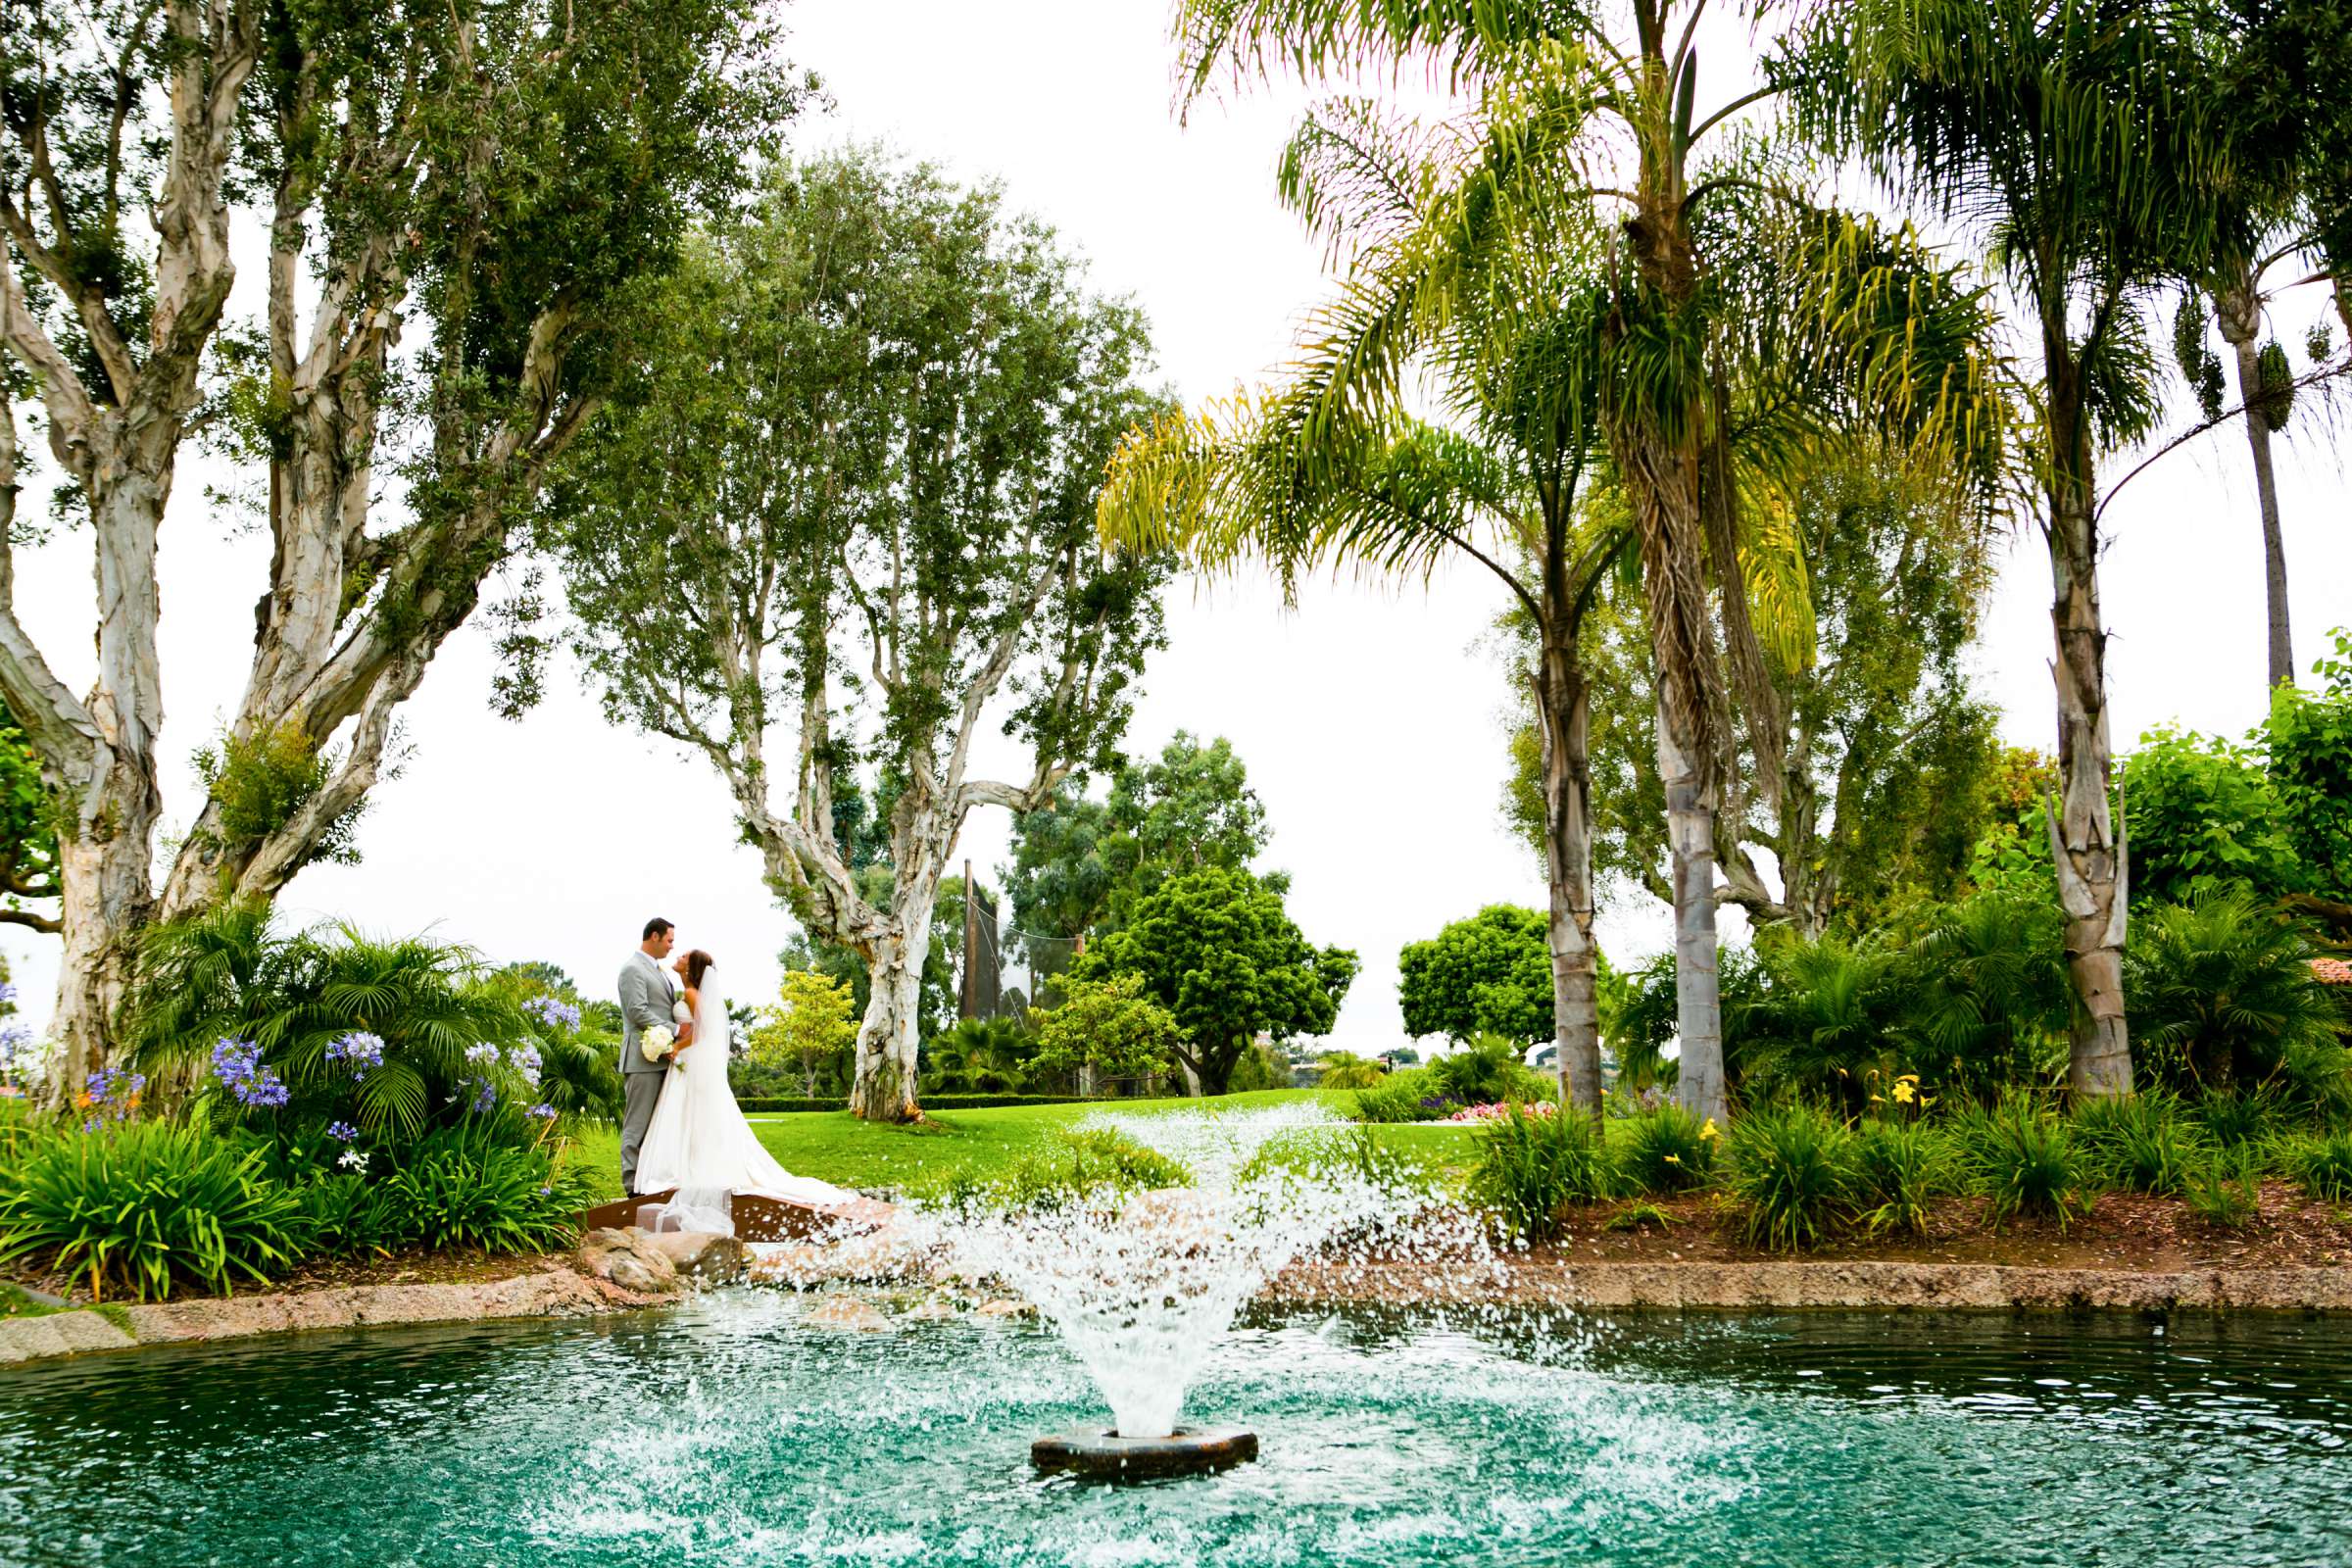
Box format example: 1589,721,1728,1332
2043,355,2132,1100
1536,623,1604,1126
2217,316,2293,690
1659,692,1728,1125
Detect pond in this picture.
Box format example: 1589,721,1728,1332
3,1297,2347,1566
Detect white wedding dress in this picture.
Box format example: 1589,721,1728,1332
629,966,864,1230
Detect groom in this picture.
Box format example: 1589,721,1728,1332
617,916,682,1195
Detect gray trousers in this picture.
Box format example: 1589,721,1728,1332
619,1071,665,1194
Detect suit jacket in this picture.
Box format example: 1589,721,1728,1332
617,951,679,1077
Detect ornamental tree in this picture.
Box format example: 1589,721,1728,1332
1397,906,1554,1047
544,151,1171,1123
748,970,858,1100
1030,972,1181,1085
1072,866,1356,1096
1,0,798,1102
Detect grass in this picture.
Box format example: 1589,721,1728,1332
566,1088,1486,1203
0,1284,130,1335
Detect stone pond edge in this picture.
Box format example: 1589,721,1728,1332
7,1257,2352,1367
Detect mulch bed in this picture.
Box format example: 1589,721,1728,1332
1529,1183,2352,1271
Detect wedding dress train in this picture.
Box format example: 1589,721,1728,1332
629,967,868,1230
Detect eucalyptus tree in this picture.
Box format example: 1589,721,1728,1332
1,0,790,1100
1161,1,2003,1123
1788,0,2226,1099
544,153,1169,1123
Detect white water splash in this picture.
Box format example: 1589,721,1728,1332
910,1105,1493,1440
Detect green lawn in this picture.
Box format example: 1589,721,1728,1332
566,1088,1484,1202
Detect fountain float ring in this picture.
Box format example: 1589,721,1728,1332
1030,1426,1258,1480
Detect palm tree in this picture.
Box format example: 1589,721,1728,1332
1789,0,2227,1100
1160,1,2004,1124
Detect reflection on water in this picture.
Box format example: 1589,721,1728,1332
3,1298,2348,1567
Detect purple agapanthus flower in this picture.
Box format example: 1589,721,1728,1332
325,1031,385,1079
464,1043,501,1067
527,1102,557,1120
210,1038,287,1109
85,1067,146,1105
471,1079,497,1114
521,996,580,1032
507,1042,542,1078
326,1120,360,1143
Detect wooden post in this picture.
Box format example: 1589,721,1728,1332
960,858,976,1020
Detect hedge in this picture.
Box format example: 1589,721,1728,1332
735,1093,1104,1114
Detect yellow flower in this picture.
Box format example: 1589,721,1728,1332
1868,1093,1886,1104
1891,1080,1916,1104
1698,1117,1721,1141
1662,1153,1682,1165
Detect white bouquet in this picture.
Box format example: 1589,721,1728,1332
639,1024,675,1064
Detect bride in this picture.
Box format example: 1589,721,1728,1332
630,949,881,1230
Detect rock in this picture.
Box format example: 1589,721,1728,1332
973,1298,1035,1320
899,1298,957,1322
577,1227,678,1294
804,1295,891,1332
0,1309,135,1363
639,1231,747,1286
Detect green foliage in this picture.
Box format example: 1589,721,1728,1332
1427,1034,1552,1107
1397,906,1554,1046
1354,1068,1451,1124
125,905,582,1152
924,1018,1039,1096
1724,1103,1858,1253
1853,1118,1948,1238
1467,1106,1613,1243
747,970,859,1099
0,1121,306,1301
1030,973,1179,1084
1734,935,1905,1111
1603,1202,1677,1233
1613,1105,1718,1196
2195,1086,2286,1150
1961,1101,2091,1231
0,700,60,928
2121,726,2305,906
2269,629,2352,904
1225,1040,1295,1093
1074,866,1356,1095
2124,886,2347,1097
2074,1091,2207,1197
2183,1144,2264,1229
381,1129,594,1255
192,723,364,872
1893,886,2072,1103
1315,1052,1386,1090
2279,1128,2352,1202
911,1126,1191,1213
294,1171,407,1260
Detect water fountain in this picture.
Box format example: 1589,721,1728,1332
915,1104,1489,1479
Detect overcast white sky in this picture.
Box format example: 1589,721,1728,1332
4,2,2346,1053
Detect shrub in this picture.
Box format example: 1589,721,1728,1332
2184,1144,2264,1229
1428,1034,1551,1107
383,1129,595,1254
1225,1040,1296,1093
2125,887,2346,1096
1613,1105,1717,1196
1315,1052,1387,1090
295,1171,406,1259
1891,889,2072,1104
2278,1129,2352,1203
1354,1068,1454,1124
1965,1100,2090,1230
2194,1086,2285,1150
0,1120,306,1301
1723,1103,1857,1252
2074,1091,2207,1196
1467,1102,1613,1243
1853,1118,1948,1238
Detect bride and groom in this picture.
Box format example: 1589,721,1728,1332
617,916,875,1231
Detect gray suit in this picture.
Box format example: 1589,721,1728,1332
617,951,678,1194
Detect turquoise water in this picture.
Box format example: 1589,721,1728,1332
4,1295,2349,1566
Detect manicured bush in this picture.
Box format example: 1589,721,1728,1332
1853,1118,1948,1238
2074,1090,2207,1196
1467,1103,1613,1243
0,1120,306,1301
1963,1100,2091,1230
1613,1105,1717,1196
2278,1129,2352,1203
1723,1102,1857,1252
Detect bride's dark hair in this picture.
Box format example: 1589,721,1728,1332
683,950,715,991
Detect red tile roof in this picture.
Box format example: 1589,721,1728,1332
2316,958,2352,986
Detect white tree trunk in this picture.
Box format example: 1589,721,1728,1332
848,919,931,1123
1659,695,1728,1127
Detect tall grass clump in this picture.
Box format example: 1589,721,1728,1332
2183,1144,2264,1229
2277,1128,2352,1204
1963,1099,2091,1230
0,1121,306,1301
1723,1103,1857,1252
1613,1105,1718,1196
1468,1103,1613,1243
2073,1091,2207,1196
1852,1118,1948,1238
